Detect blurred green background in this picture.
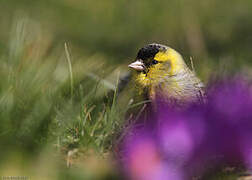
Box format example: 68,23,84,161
0,0,252,179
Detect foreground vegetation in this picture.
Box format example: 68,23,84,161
0,19,126,179
0,0,252,179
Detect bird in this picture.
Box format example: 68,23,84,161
113,43,205,154
127,43,205,108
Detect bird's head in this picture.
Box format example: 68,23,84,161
129,43,187,87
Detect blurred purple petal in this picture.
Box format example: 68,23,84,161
120,77,252,180
122,131,184,180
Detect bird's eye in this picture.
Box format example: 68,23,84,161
152,60,159,64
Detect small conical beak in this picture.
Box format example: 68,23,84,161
128,60,145,71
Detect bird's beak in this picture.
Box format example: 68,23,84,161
128,60,145,71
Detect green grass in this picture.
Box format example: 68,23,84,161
0,0,252,178
0,18,127,179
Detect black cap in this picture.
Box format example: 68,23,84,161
136,43,167,60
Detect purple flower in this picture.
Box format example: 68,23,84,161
120,77,252,180
122,130,184,180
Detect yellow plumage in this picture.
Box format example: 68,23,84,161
128,43,205,107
